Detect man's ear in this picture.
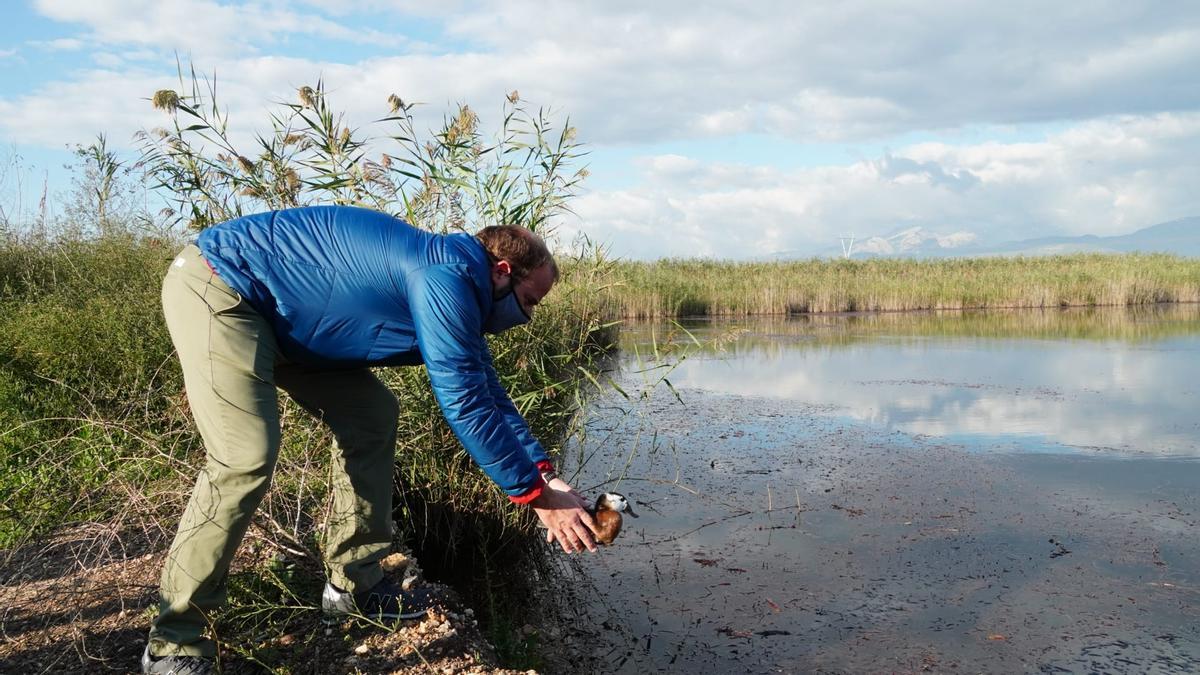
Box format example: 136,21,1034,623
494,260,512,276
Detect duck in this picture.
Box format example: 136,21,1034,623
590,492,639,545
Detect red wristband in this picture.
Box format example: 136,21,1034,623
507,476,546,505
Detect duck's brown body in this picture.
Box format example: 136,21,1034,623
589,492,638,545
592,509,624,545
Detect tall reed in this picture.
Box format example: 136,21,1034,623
586,255,1200,318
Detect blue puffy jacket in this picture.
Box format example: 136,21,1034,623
196,205,550,498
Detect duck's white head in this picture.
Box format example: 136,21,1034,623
597,492,639,517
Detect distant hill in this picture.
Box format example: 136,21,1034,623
851,226,978,257
975,217,1200,257
804,217,1200,259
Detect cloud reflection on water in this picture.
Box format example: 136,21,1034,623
625,307,1200,457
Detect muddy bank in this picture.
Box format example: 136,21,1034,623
559,389,1200,673
0,533,542,674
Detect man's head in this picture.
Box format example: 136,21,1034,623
476,225,559,317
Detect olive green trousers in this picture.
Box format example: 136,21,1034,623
148,245,398,657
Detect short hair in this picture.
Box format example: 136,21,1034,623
475,225,559,281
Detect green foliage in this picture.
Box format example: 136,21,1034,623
0,232,183,547
138,67,587,234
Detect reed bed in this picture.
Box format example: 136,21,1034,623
586,254,1200,318
615,305,1200,368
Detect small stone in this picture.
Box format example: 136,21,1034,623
324,628,332,636
464,608,474,617
354,644,369,655
380,552,409,572
401,576,417,591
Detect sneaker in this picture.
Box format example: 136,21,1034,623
321,577,435,621
141,645,215,674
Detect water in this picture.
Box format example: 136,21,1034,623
558,306,1200,674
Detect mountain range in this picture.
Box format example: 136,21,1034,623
828,217,1200,259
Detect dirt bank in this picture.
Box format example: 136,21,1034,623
0,529,544,674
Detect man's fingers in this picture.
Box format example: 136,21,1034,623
567,510,598,548
550,525,579,553
544,509,602,554
561,528,582,553
573,523,597,552
577,508,600,536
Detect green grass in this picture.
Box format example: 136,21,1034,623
0,229,615,669
584,254,1200,318
0,232,184,547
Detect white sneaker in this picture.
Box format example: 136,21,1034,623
321,578,434,621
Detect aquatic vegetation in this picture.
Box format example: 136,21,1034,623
588,255,1200,318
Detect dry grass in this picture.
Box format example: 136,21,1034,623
578,254,1200,318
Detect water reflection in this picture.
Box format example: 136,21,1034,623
622,305,1200,457
560,306,1200,674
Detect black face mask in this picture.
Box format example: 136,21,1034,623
483,284,531,334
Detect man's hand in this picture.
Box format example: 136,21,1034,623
531,481,599,554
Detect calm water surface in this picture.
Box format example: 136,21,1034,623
560,306,1200,674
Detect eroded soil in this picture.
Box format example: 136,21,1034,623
0,532,540,674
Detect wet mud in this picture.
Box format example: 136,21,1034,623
559,312,1200,674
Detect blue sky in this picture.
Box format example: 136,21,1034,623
1,1,1198,259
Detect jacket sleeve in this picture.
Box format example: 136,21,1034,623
407,264,544,502
481,344,554,469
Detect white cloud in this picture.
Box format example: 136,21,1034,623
28,37,85,51
0,68,176,150
32,0,400,59
24,1,1198,144
2,1,1198,255
432,0,1200,142
564,113,1200,258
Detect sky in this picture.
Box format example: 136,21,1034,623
1,0,1198,259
